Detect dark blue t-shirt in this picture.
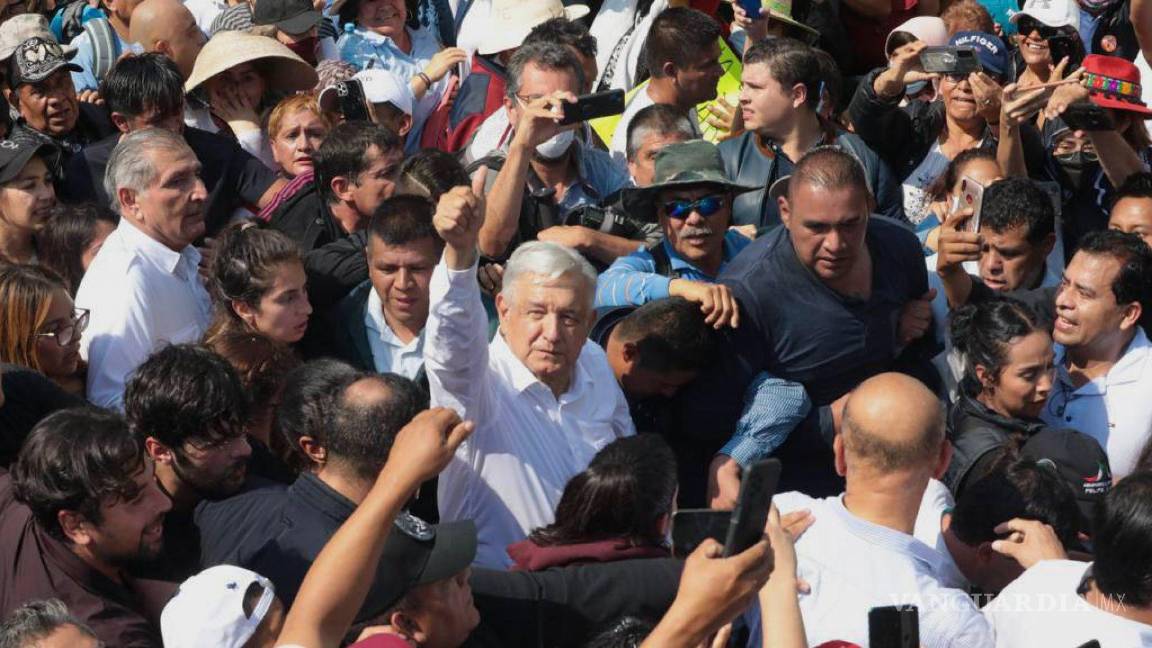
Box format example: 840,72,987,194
676,216,935,497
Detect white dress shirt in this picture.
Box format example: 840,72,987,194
985,560,1152,647
363,288,425,381
424,260,635,568
76,219,212,410
1042,328,1152,478
744,490,993,648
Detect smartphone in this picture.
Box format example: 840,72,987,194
722,459,782,557
1061,102,1116,132
335,78,373,123
671,509,731,558
559,89,625,126
869,605,919,648
920,46,981,75
735,0,763,18
1047,34,1084,70
958,175,985,233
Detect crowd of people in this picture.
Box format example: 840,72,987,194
0,0,1150,644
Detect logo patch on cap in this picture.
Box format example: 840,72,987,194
394,511,435,541
1082,461,1112,495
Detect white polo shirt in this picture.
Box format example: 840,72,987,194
1042,329,1152,478
424,260,635,568
985,560,1152,647
76,219,212,409
744,490,993,648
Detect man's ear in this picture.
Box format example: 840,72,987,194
621,340,639,364
833,433,847,477
298,436,326,467
331,176,355,203
110,111,133,134
3,86,16,110
1039,232,1056,258
495,291,511,331
933,438,953,480
57,509,94,546
398,114,413,138
144,436,174,465
389,610,426,644
1120,301,1143,332
117,186,142,221
662,61,677,80
791,82,808,110
777,196,792,228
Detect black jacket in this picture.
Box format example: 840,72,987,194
943,389,1048,495
466,557,682,648
266,180,368,310
848,69,1052,184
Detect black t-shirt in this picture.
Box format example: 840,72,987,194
0,364,84,468
59,127,278,237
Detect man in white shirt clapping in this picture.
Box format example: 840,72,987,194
426,171,634,568
76,128,212,409
747,373,993,647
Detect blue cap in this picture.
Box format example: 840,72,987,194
948,31,1010,79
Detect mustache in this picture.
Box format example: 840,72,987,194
679,226,714,237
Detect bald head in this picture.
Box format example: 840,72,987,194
130,0,205,79
841,373,944,474
326,374,426,479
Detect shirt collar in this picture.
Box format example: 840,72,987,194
1054,327,1152,390
364,289,422,350
660,231,743,276
490,329,594,398
829,495,946,574
117,218,199,276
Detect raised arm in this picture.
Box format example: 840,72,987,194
479,91,576,258
424,171,496,419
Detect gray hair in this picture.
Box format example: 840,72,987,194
625,103,695,162
0,599,98,648
501,241,597,307
103,128,193,214
505,41,585,102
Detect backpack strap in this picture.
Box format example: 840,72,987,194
82,17,120,83
647,241,684,279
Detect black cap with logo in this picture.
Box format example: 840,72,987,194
0,137,57,184
1021,428,1113,533
7,36,81,88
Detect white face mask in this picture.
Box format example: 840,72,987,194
535,129,575,160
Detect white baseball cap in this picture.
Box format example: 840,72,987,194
0,15,74,62
161,566,276,648
1010,0,1079,29
318,68,414,116
477,0,589,56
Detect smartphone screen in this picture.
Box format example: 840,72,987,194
559,89,625,126
722,459,782,557
959,175,984,233
671,509,731,558
869,605,919,648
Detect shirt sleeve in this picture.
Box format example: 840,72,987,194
82,284,153,411
225,137,279,208
719,373,812,468
594,248,672,308
423,257,493,422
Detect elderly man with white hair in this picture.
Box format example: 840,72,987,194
426,173,635,568
76,128,212,409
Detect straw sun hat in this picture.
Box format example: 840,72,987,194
184,30,319,94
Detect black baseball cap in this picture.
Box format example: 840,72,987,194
0,137,57,184
252,0,321,36
1020,428,1112,533
357,513,477,620
8,36,81,88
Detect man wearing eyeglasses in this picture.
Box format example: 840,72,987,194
595,139,754,330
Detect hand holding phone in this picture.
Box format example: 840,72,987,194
723,459,782,557
958,175,985,233
920,46,981,75
559,89,625,126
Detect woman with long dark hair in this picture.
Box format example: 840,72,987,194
35,203,118,295
944,297,1059,495
507,434,678,570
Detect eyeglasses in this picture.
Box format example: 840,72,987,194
37,308,89,347
1017,17,1060,41
663,194,726,219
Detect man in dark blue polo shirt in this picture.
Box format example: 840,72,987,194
681,147,939,503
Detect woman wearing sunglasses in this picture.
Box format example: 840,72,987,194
0,264,89,397
1011,1,1085,92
